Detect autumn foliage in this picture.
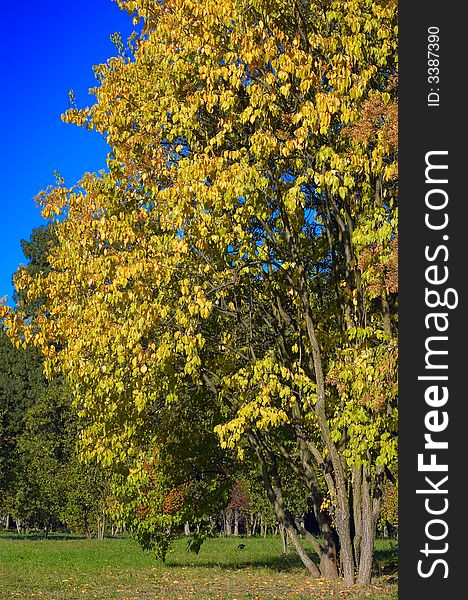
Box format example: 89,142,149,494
1,0,397,585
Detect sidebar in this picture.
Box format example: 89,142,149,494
399,2,467,597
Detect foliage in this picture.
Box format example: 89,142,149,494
0,329,47,520
1,0,398,583
0,225,109,536
379,481,398,531
13,224,58,315
109,389,235,559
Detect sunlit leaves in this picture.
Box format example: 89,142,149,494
2,0,398,570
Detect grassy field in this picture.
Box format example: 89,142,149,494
0,532,397,599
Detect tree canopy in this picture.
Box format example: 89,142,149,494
1,0,397,585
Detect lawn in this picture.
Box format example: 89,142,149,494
0,533,397,599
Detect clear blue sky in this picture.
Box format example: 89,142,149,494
0,1,135,305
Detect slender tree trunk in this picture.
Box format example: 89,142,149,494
184,523,191,536
251,515,257,536
352,466,363,567
357,469,374,583
245,513,250,536
280,524,289,554
233,509,239,536
225,510,232,536
291,240,355,585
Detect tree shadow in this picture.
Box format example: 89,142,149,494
167,552,315,572
167,542,398,576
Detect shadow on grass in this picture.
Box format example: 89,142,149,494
167,552,310,572
0,531,398,578
168,541,398,576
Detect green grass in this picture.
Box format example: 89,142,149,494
0,532,397,599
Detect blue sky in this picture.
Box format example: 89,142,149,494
0,1,135,305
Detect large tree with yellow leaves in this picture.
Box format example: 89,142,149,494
2,0,397,585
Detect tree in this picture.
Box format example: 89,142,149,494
13,224,58,314
109,386,235,559
63,459,110,539
1,225,110,537
0,329,47,528
2,0,397,584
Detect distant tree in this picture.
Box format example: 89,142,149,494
0,329,47,528
63,460,110,539
379,480,398,537
1,225,109,536
13,224,58,316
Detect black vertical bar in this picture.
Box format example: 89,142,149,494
400,2,467,597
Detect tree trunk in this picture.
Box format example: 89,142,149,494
225,510,232,536
295,259,355,585
103,514,106,538
286,524,321,577
184,522,191,535
357,469,374,583
233,509,239,536
284,217,356,585
251,515,257,536
249,432,323,577
356,468,383,584
352,466,363,567
296,520,339,579
280,524,289,554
